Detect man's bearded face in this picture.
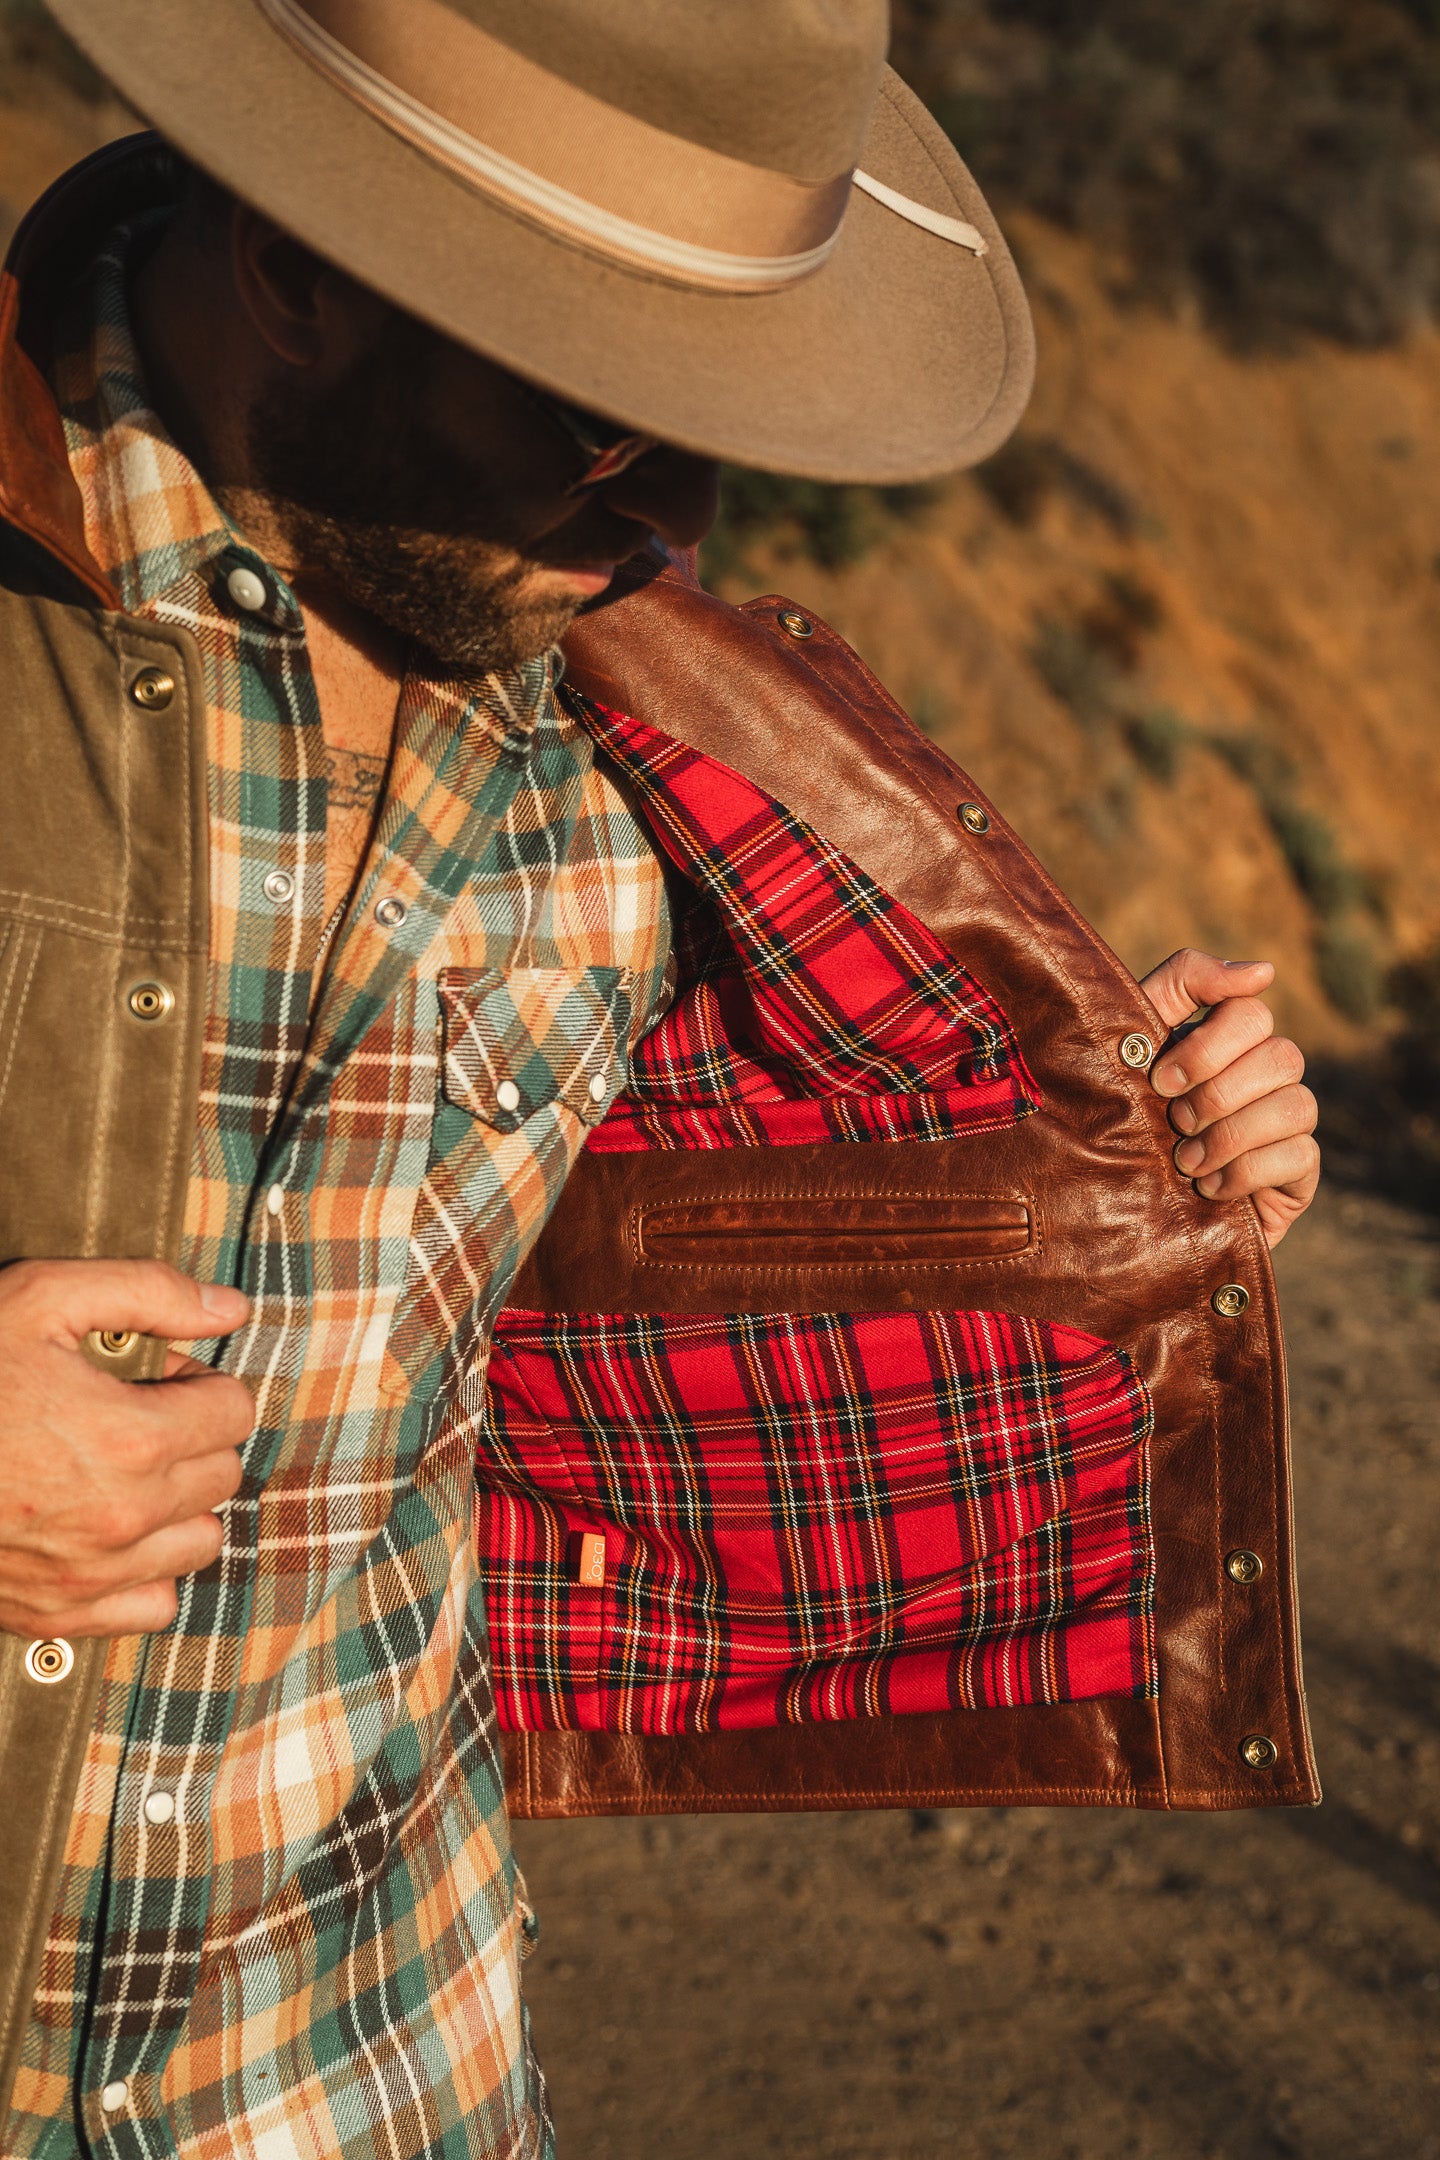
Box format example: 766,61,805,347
246,313,644,675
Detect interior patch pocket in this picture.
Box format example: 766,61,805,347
477,1307,1156,1734
440,965,633,1131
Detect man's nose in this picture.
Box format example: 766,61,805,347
599,448,722,551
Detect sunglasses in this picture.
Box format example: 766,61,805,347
511,374,661,494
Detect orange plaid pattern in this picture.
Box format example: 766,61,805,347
8,214,669,2160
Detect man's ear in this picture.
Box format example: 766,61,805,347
229,205,390,371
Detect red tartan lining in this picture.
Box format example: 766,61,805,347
572,699,1040,1152
475,702,1153,1733
476,1308,1155,1734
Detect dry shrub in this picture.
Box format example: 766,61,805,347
892,0,1440,347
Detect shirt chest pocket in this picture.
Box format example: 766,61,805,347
438,965,634,1132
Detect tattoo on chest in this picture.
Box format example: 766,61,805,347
324,746,388,815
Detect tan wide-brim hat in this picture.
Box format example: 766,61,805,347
46,0,1034,484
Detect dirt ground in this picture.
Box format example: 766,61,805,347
514,1178,1440,2160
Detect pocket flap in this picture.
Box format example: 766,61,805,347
439,966,633,1131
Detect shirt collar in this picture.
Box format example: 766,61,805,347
49,212,560,735
50,214,248,618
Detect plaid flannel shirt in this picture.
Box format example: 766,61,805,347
9,218,670,2160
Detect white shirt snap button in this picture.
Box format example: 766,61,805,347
100,2082,129,2113
226,566,268,613
142,1790,176,1825
266,1183,285,1217
588,1071,608,1103
495,1079,522,1114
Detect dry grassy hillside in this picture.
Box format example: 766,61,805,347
711,211,1440,1055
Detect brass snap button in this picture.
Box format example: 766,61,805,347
1212,1283,1250,1318
1240,1733,1279,1770
92,1329,139,1359
126,981,174,1023
958,802,991,836
128,667,175,712
777,608,813,638
24,1638,75,1685
1119,1032,1154,1069
1226,1548,1264,1585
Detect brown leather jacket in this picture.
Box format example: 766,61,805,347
0,135,1318,2112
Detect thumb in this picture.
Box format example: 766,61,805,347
1139,949,1274,1031
27,1259,251,1350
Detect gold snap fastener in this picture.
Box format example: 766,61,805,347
1120,1032,1154,1069
1226,1549,1264,1585
777,608,813,638
128,667,175,711
1212,1283,1250,1318
24,1638,75,1685
126,981,174,1023
93,1329,139,1359
1240,1734,1279,1770
958,802,991,836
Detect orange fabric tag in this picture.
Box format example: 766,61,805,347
574,1533,606,1588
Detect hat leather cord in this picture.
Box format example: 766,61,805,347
255,0,986,292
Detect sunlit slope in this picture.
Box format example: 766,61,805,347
720,215,1440,1052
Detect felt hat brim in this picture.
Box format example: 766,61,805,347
47,0,1034,483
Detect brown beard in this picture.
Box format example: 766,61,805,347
242,315,585,675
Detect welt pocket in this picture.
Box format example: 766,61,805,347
636,1194,1033,1266
438,964,633,1132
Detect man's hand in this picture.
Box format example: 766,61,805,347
1138,951,1320,1249
0,1260,254,1640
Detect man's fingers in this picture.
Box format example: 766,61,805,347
2,1257,250,1350
1150,996,1275,1098
47,1582,186,1639
159,1445,247,1523
1253,1185,1319,1251
0,1510,229,1629
1138,948,1275,1032
1190,1133,1322,1205
0,1575,188,1641
130,1370,256,1466
1173,1083,1318,1181
1167,1037,1310,1137
161,1347,216,1380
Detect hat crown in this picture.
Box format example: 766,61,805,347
400,0,888,182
